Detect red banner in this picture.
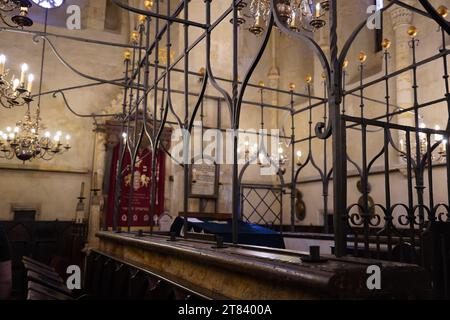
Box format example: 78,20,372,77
106,145,165,227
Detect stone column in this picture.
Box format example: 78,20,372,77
86,129,108,250
84,1,107,31
390,2,415,127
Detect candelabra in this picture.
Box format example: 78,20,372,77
0,55,34,108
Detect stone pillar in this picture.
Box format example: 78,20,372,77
84,0,107,31
86,129,108,249
390,2,415,127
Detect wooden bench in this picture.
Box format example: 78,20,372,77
22,256,73,300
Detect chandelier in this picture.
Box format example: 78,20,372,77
0,104,71,162
0,55,34,108
398,123,447,164
0,0,33,27
0,5,72,163
239,81,289,175
235,0,329,36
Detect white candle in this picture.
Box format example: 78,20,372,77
27,74,34,92
20,63,28,85
0,54,6,75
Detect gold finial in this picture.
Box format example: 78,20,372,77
199,67,206,77
342,59,349,69
407,25,418,38
381,38,391,50
130,30,139,43
123,50,132,61
258,81,265,87
305,74,313,84
138,15,147,25
358,51,367,63
437,5,449,18
144,0,154,10
289,82,296,91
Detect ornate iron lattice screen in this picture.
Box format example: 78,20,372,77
240,184,283,227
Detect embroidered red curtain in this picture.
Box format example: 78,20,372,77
106,145,165,227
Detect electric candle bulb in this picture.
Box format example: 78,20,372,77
27,74,34,92
315,3,321,18
20,63,28,84
13,127,19,133
56,131,62,137
0,54,6,75
12,78,20,91
65,135,71,141
54,135,60,142
45,131,51,138
434,125,443,142
31,128,36,134
6,127,11,133
9,133,15,139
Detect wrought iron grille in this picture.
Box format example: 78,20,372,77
240,184,283,227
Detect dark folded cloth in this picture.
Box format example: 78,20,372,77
171,217,285,249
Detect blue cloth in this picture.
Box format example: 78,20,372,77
171,217,285,249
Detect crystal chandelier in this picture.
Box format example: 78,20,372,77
0,0,33,27
0,55,34,108
242,0,329,36
0,104,71,162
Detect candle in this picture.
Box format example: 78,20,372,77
296,150,302,165
315,2,321,18
434,125,443,142
20,63,28,85
27,74,34,92
80,182,85,198
12,78,20,91
0,54,6,75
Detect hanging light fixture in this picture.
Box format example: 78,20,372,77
230,0,247,26
0,56,34,108
0,6,72,163
249,0,269,35
244,0,329,35
0,104,71,162
0,0,33,27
